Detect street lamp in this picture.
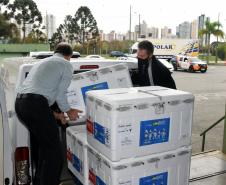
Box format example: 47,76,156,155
215,13,220,63
129,6,141,42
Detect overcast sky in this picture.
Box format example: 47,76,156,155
35,0,226,34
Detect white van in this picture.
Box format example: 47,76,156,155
0,56,137,185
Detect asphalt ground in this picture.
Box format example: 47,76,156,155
172,66,226,153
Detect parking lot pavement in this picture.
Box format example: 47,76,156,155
172,66,226,153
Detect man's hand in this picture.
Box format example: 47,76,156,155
53,112,67,125
66,108,83,121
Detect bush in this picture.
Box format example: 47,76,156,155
218,44,226,60
73,40,134,55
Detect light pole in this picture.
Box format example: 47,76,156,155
139,14,141,39
129,5,132,43
215,13,220,63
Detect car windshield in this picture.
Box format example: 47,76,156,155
190,58,201,62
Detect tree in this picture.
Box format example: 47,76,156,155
199,20,224,63
25,28,46,43
0,0,9,11
74,6,99,44
59,15,78,44
50,27,64,48
0,13,20,41
8,0,42,42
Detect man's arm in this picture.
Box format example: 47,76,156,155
165,72,176,89
56,64,73,112
156,60,177,89
56,64,83,121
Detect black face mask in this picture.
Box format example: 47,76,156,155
138,57,149,63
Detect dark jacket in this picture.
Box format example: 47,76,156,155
138,56,176,89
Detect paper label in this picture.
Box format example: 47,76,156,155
67,89,80,107
117,77,129,87
118,123,133,146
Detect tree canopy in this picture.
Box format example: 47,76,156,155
7,0,43,42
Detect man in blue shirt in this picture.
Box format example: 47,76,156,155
15,43,82,185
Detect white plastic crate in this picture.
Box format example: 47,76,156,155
66,125,86,164
86,86,194,161
66,63,132,121
66,126,88,184
88,145,191,185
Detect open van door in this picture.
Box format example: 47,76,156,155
0,78,13,185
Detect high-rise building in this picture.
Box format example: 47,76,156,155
147,27,159,38
125,31,136,41
44,14,56,39
135,21,148,39
115,33,125,41
161,26,172,38
99,30,105,41
135,21,159,39
23,24,33,38
107,31,116,42
177,22,191,39
190,22,196,39
190,19,198,39
176,26,180,38
198,14,210,46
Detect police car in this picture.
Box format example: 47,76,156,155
170,55,208,73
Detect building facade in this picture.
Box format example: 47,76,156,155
161,26,172,38
198,14,210,46
177,21,191,39
44,14,56,39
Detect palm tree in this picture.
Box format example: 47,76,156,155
199,20,224,64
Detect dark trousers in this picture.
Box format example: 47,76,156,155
15,94,63,185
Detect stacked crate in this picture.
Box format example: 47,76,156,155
85,86,194,185
66,63,133,184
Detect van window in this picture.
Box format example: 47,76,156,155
73,70,89,74
132,49,137,54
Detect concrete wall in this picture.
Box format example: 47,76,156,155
0,44,50,53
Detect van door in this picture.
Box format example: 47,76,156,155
181,57,188,69
0,79,13,185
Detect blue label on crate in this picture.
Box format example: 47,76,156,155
96,176,106,185
81,82,109,103
72,154,81,173
140,118,170,146
139,172,168,185
94,122,106,144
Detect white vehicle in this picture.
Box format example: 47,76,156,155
170,56,208,73
130,39,199,59
116,57,174,73
0,56,137,185
29,51,81,59
159,59,174,73
84,55,105,59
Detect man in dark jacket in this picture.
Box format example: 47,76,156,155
137,40,176,89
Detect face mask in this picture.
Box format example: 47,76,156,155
138,57,149,63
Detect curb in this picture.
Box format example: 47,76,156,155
208,63,226,66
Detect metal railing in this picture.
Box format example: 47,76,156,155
200,116,225,152
200,104,226,152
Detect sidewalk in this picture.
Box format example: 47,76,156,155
190,151,226,185
209,61,226,66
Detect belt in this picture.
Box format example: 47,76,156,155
16,93,45,100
